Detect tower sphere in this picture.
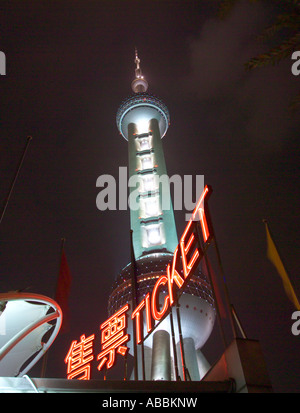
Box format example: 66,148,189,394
116,93,170,140
131,77,148,94
108,253,215,353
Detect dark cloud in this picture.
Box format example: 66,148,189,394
185,1,299,153
187,2,267,97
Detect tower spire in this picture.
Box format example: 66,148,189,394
134,48,140,76
131,48,148,93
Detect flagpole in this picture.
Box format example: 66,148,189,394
196,221,228,350
205,202,245,340
55,238,66,298
231,304,247,339
130,230,139,380
176,303,188,381
169,308,179,381
41,238,66,378
0,136,32,225
212,235,239,340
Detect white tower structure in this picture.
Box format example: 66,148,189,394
108,50,215,380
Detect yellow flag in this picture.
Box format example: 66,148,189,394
264,220,300,310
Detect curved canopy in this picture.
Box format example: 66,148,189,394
0,292,62,377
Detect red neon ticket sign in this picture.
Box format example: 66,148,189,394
131,293,152,344
192,185,212,242
65,185,213,378
180,218,202,279
166,246,184,306
131,185,213,345
151,275,170,321
64,333,95,380
97,303,130,371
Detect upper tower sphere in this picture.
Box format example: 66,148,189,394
116,93,170,140
116,50,170,140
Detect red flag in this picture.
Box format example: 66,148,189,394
55,248,72,332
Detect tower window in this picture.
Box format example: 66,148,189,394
142,175,156,192
146,225,161,245
135,135,152,152
144,196,159,217
136,119,149,134
141,222,165,248
140,138,150,150
141,156,153,170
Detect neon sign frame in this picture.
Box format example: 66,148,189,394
131,184,213,344
65,185,213,378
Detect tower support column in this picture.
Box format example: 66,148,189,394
151,330,171,380
177,337,200,381
196,349,211,379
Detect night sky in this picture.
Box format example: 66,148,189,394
0,0,299,392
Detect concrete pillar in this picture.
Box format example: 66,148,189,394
177,337,200,381
151,330,171,380
138,345,152,380
130,346,152,381
196,349,211,379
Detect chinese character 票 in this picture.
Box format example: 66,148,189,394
64,334,95,379
97,304,130,371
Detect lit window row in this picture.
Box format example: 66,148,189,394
135,133,153,171
136,119,150,135
140,195,161,218
135,154,155,172
139,138,151,151
142,223,165,248
141,155,153,170
141,175,156,192
135,130,165,249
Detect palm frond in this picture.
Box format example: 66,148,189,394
245,32,300,69
257,13,300,42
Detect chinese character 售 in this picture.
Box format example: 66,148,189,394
64,333,95,379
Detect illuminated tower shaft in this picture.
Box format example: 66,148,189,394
117,51,178,258
110,51,215,381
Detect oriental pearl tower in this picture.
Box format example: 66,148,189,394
108,50,215,381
